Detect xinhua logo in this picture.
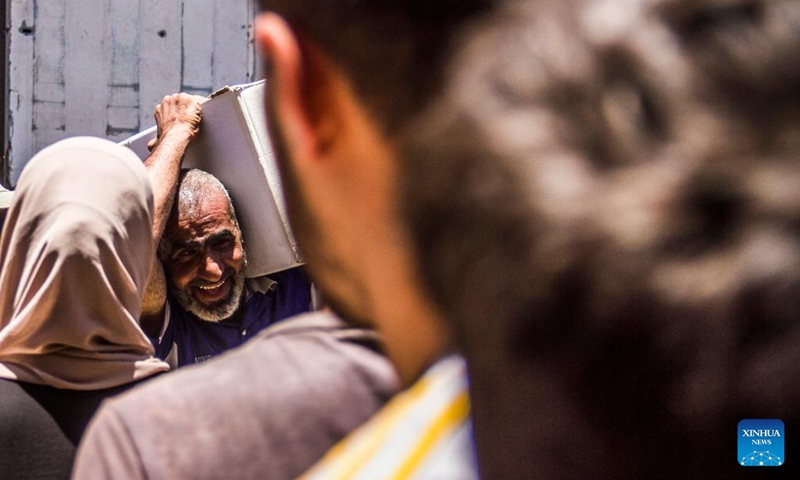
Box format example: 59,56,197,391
738,419,784,466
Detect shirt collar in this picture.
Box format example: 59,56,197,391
245,275,278,296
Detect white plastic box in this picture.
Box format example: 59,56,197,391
120,80,303,278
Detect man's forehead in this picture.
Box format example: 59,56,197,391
167,196,239,243
169,218,236,241
178,186,230,214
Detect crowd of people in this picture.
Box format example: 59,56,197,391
1,0,799,478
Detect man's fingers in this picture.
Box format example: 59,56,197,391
159,92,205,105
151,92,205,142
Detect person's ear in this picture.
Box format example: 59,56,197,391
255,13,339,164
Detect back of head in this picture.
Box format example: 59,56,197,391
0,137,169,390
401,0,800,477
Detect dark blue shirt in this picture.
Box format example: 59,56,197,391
150,267,312,367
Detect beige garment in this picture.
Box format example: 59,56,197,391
0,137,169,390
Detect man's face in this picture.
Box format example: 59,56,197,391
162,191,246,322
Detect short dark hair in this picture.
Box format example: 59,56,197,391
258,0,492,136
401,0,800,477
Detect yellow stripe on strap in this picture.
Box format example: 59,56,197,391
323,371,442,480
391,389,470,480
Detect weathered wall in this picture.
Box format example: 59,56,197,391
6,0,257,186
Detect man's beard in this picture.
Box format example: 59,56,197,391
172,268,246,323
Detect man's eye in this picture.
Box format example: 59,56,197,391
171,250,194,262
211,239,234,251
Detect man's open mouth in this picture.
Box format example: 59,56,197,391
197,279,225,290
193,275,231,303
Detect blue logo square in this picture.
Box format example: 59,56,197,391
738,419,784,466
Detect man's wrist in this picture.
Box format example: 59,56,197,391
160,125,196,143
152,128,196,154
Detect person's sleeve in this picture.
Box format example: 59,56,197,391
71,403,148,480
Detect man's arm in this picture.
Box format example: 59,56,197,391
140,93,205,335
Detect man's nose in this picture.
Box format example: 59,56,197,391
197,250,225,280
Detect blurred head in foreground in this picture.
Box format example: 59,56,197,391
258,0,800,477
